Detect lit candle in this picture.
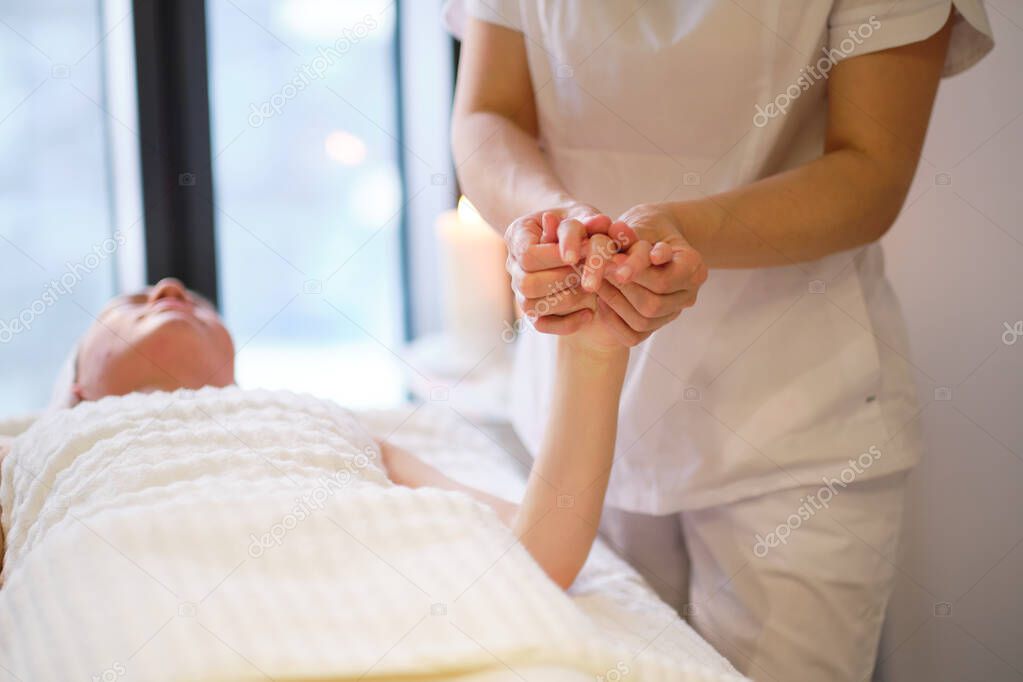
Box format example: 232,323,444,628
435,197,514,356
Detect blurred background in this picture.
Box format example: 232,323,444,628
0,1,1021,680
0,0,511,416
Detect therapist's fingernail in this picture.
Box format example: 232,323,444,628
564,249,577,263
615,265,632,282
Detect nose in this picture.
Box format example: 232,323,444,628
148,278,189,303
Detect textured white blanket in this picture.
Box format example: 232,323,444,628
0,387,744,681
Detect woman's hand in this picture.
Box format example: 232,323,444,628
595,202,709,346
379,440,425,489
506,203,613,335
559,228,637,353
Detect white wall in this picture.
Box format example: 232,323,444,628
877,4,1023,680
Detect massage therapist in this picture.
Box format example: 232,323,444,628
446,1,993,680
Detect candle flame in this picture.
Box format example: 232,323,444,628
456,196,485,224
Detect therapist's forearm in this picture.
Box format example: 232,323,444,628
452,111,574,233
676,13,950,270
670,147,913,269
514,338,628,588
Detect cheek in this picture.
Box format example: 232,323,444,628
210,321,235,359
218,327,235,358
95,309,134,342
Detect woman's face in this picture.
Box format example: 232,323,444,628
73,278,235,403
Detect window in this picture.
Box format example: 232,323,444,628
207,0,405,406
0,0,455,416
0,0,141,415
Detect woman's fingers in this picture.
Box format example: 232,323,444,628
513,212,627,272
557,218,586,264
609,240,653,284
581,234,616,292
532,308,594,335
582,213,612,233
558,213,616,263
540,211,561,244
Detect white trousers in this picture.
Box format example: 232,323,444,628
599,472,908,682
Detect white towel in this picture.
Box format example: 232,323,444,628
0,386,743,681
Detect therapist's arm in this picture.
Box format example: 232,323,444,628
623,14,953,270
451,19,573,237
596,14,953,343
451,18,695,336
451,18,597,335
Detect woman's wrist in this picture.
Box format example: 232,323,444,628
557,334,628,366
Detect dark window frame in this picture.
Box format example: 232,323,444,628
132,0,218,306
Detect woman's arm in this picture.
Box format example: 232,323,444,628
380,320,628,589
513,333,628,588
624,13,954,269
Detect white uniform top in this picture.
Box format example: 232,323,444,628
445,0,994,514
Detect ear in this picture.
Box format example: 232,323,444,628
69,383,85,406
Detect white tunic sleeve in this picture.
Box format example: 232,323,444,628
442,0,523,39
828,0,994,76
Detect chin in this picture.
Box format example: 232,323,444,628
136,332,231,384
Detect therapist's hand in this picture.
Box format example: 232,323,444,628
595,202,708,346
506,203,618,335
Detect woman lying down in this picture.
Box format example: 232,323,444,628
0,278,725,681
